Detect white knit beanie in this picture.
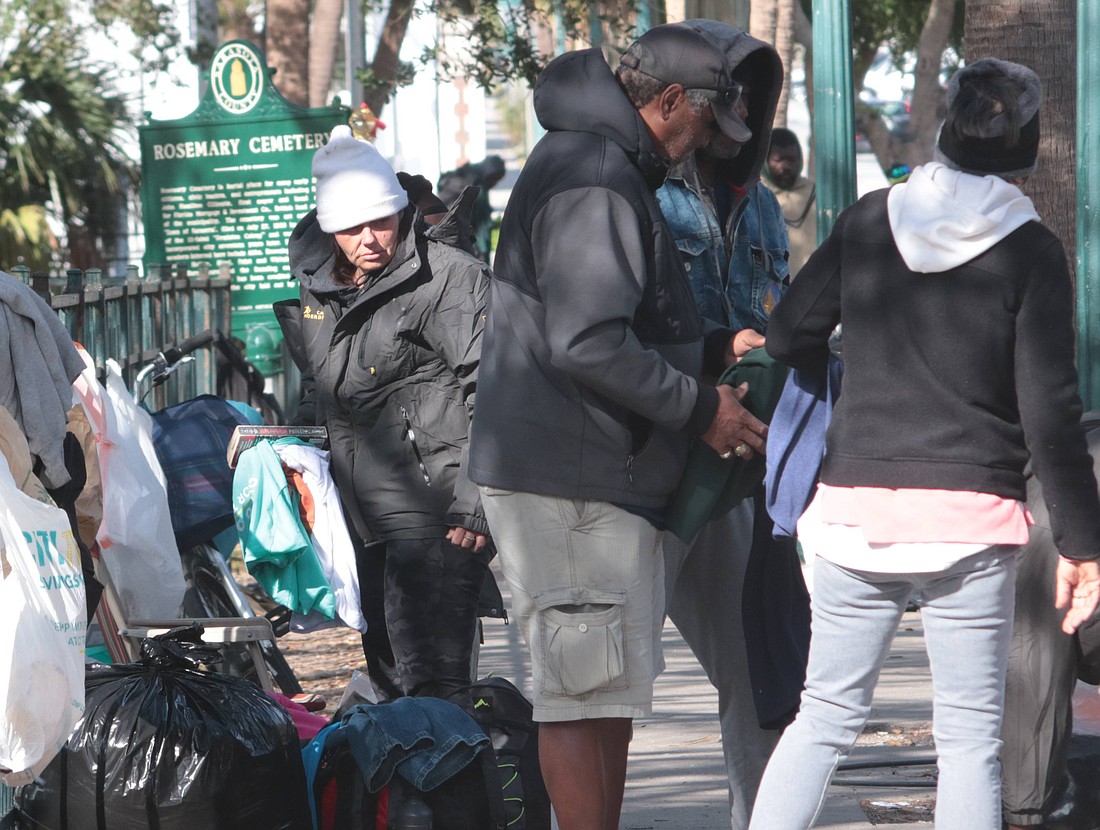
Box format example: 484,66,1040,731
313,125,408,233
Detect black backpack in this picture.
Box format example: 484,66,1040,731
468,678,552,830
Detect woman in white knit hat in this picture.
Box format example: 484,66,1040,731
280,125,495,708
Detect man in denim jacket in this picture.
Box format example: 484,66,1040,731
656,22,799,830
657,48,790,341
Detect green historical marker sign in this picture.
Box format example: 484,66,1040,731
139,40,348,365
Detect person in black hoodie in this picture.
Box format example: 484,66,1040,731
469,23,768,830
749,59,1100,829
281,126,492,709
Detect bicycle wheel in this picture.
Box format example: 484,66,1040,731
180,544,302,695
181,545,245,618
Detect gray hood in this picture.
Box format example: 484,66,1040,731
534,47,671,190
675,20,783,190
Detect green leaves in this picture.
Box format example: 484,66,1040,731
421,0,615,92
0,206,57,272
851,0,964,78
0,0,178,267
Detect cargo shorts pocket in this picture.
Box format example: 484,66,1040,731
535,588,628,696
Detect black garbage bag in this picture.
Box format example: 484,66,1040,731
17,627,311,830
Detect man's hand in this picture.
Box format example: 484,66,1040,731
724,329,766,366
700,382,768,461
447,526,489,553
1055,556,1100,634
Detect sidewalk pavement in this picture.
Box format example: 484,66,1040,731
476,560,937,829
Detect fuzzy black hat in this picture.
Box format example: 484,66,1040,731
934,58,1042,180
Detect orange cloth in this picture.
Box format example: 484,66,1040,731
284,466,316,531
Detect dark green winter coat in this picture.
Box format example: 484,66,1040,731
282,207,489,543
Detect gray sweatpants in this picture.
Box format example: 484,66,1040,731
664,503,781,830
750,548,1017,830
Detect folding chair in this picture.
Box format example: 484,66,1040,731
91,545,278,692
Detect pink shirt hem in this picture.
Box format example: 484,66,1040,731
816,485,1032,544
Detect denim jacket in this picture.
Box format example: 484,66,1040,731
657,177,791,333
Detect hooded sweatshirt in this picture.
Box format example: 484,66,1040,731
657,22,791,334
765,167,1100,562
468,48,732,508
888,162,1040,272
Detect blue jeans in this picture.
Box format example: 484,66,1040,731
748,547,1017,829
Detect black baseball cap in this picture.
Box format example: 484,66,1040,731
619,24,751,143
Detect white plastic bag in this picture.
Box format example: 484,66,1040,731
0,454,86,787
72,350,185,619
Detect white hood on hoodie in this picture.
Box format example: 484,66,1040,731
887,161,1040,273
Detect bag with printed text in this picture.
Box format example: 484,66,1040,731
0,453,86,788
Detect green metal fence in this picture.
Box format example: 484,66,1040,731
8,262,232,409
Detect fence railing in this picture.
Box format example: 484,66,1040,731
8,262,232,409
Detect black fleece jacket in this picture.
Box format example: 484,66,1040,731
766,189,1100,561
468,48,732,508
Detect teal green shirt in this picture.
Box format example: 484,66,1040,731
233,438,336,619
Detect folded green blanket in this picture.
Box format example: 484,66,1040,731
665,348,789,542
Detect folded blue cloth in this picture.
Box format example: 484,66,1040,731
342,697,489,792
764,355,843,538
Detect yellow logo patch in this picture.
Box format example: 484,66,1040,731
303,305,324,320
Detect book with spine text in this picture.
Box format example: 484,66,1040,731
226,425,329,468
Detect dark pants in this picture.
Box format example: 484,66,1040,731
1001,530,1076,826
357,536,490,709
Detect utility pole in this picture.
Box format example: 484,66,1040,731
1078,0,1100,407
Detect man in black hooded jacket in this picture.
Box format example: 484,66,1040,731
469,23,768,830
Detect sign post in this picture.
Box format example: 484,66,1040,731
139,40,348,375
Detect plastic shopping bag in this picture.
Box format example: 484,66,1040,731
0,454,86,787
71,350,185,619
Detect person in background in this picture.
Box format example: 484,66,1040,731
469,23,769,830
280,125,493,710
437,155,506,263
762,128,816,279
655,20,806,830
748,58,1100,830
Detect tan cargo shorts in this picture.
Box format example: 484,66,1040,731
480,486,666,722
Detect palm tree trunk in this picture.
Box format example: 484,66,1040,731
220,0,258,43
749,0,777,44
965,0,1076,261
364,0,416,117
309,0,344,107
793,0,814,176
901,0,954,164
772,0,798,127
266,0,310,106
